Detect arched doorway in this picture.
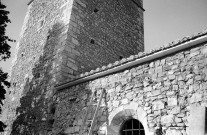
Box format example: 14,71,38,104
120,119,145,135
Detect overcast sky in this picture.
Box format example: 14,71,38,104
1,0,207,74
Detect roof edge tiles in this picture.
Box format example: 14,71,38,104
55,29,207,91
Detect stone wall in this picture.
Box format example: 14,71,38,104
3,0,207,135
1,0,73,134
69,0,144,74
56,0,144,82
1,0,144,134
55,41,207,135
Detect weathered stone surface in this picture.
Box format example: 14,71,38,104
169,75,176,80
65,127,74,134
161,115,174,125
2,0,207,134
168,97,177,106
115,86,122,92
1,0,145,134
189,105,206,135
121,99,129,105
190,93,202,103
113,100,120,108
126,92,133,100
144,86,152,92
174,117,182,123
169,106,181,115
166,129,182,135
153,101,165,110
151,90,160,97
190,51,199,57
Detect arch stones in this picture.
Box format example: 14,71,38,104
107,102,154,135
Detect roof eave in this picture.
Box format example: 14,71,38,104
56,34,207,91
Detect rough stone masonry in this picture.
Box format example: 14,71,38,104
54,31,207,135
1,0,207,135
0,0,145,134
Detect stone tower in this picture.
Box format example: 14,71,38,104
1,0,144,134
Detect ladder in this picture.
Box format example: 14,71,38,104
79,88,105,135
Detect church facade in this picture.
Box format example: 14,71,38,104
1,0,207,135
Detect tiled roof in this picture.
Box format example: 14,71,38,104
79,29,207,78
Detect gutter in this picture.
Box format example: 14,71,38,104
56,35,207,91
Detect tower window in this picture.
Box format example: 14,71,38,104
90,39,95,44
120,119,145,135
48,119,54,127
40,20,44,27
94,8,99,13
49,103,56,114
119,56,123,60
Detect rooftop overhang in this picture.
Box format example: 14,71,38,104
55,31,207,91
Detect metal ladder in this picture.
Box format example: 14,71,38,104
79,88,105,135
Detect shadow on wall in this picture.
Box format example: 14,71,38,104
10,22,65,135
51,86,109,135
80,89,109,135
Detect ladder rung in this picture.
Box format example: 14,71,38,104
91,104,106,107
80,89,106,135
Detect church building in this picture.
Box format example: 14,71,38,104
1,0,207,135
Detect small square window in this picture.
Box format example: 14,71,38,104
94,8,99,13
90,39,95,44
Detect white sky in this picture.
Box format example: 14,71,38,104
1,0,207,73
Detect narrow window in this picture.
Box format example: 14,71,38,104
40,20,44,27
47,35,50,40
119,56,123,60
120,119,145,135
94,8,99,13
90,39,95,44
48,119,54,127
13,82,17,87
49,103,56,114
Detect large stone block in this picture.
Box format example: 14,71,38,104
168,97,177,106
65,127,74,134
113,100,120,108
121,98,129,105
190,93,202,103
166,129,182,135
189,105,206,135
153,101,165,110
161,115,174,125
126,92,133,100
144,86,152,92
